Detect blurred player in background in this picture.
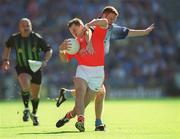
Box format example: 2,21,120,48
56,17,108,132
1,18,53,126
56,6,154,131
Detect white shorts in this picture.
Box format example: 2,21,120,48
75,65,104,92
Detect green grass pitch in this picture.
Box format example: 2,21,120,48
0,99,180,139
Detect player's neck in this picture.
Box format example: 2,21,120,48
21,33,30,38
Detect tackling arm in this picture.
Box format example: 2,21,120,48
79,18,108,38
85,18,108,29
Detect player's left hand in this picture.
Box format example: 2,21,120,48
86,43,94,55
145,23,154,34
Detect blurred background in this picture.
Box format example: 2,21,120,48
0,0,179,100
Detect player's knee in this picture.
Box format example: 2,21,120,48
75,86,86,97
95,90,105,102
19,80,31,92
98,86,106,96
97,92,105,99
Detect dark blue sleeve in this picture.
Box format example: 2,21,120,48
111,24,129,40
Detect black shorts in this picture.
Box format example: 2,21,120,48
15,65,42,85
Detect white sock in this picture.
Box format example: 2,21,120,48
64,89,74,99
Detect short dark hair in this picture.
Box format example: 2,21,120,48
102,6,119,16
67,18,83,28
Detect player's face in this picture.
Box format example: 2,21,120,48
103,13,117,26
69,24,83,38
19,20,32,37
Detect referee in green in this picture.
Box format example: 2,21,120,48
2,18,53,126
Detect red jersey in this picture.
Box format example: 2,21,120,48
66,26,107,66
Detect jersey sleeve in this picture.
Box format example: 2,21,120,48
5,35,14,48
111,24,129,40
38,37,52,52
35,33,51,52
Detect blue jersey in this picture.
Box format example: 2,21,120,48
104,24,129,54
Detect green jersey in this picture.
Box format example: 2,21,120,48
5,32,51,67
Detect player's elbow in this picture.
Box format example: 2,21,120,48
49,48,53,54
45,48,53,56
100,18,108,28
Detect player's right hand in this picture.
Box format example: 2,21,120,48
79,48,87,56
59,39,72,51
145,23,154,34
86,43,94,55
1,60,10,72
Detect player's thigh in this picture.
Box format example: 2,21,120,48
18,73,32,91
74,77,88,95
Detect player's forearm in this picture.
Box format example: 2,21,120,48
2,47,11,61
44,49,53,63
86,18,108,28
85,29,92,45
127,29,148,37
59,50,69,63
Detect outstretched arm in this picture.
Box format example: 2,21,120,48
127,23,154,37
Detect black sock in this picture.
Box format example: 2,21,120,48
31,98,39,115
21,91,30,108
